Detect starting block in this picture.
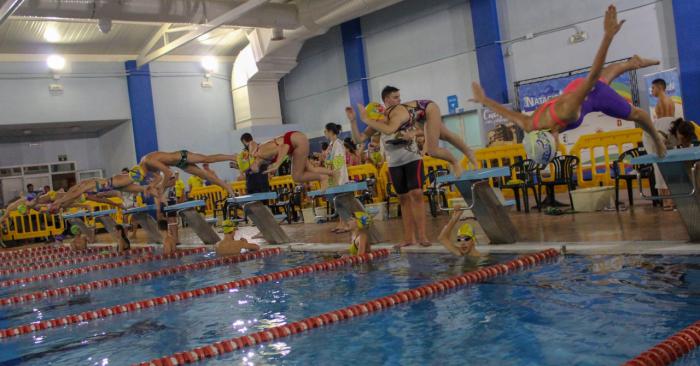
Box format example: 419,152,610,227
62,211,96,243
309,182,381,243
123,205,162,244
163,200,220,245
437,167,518,244
632,147,700,242
91,209,120,242
226,192,291,244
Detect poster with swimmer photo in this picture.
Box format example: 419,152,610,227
643,68,683,119
480,104,524,147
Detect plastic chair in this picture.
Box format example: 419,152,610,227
501,159,543,213
612,147,657,211
538,155,579,210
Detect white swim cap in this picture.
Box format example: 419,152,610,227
523,130,556,165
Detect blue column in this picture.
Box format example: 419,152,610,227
672,1,700,122
125,61,158,161
470,0,508,104
341,19,370,131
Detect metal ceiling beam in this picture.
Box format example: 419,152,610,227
0,0,24,26
136,0,267,67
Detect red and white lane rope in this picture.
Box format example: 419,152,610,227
0,247,207,288
0,249,391,339
0,248,155,276
624,320,700,366
0,248,281,307
0,245,81,260
0,246,115,266
134,249,560,366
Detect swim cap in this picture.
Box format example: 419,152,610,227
457,223,474,242
365,102,385,121
129,165,146,182
48,190,57,201
70,225,81,236
354,211,371,229
17,204,27,215
523,130,556,165
221,220,236,234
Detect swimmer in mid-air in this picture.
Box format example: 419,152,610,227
470,5,667,164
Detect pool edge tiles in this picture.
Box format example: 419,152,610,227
0,249,391,339
0,248,280,307
287,241,700,255
134,249,560,366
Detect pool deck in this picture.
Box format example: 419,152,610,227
3,202,698,255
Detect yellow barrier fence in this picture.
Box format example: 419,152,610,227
189,185,227,217
569,128,642,188
1,210,65,241
347,164,383,202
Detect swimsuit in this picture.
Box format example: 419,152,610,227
264,131,298,163
532,78,632,132
385,100,433,145
175,150,189,169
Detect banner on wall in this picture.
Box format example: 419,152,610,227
643,68,683,119
516,71,637,149
480,104,524,147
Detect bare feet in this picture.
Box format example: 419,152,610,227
393,242,415,250
629,55,660,69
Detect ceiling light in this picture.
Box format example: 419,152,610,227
568,30,588,44
47,54,66,71
43,27,60,43
201,56,218,73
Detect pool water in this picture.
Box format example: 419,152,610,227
0,250,698,365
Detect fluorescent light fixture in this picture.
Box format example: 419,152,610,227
47,54,66,71
43,27,60,43
201,56,218,73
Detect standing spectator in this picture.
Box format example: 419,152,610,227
325,123,350,233
651,78,676,119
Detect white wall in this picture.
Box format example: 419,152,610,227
0,62,131,125
0,137,103,171
497,0,677,108
150,61,237,181
98,121,137,177
362,0,479,111
280,26,350,136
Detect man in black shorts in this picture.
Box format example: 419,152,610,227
348,86,429,247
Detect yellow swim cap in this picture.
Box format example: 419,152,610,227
457,223,474,242
129,165,146,182
221,219,236,234
365,102,385,121
354,211,371,229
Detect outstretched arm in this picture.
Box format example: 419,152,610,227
471,82,533,132
570,5,624,102
263,143,291,174
346,107,374,144
437,211,464,257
